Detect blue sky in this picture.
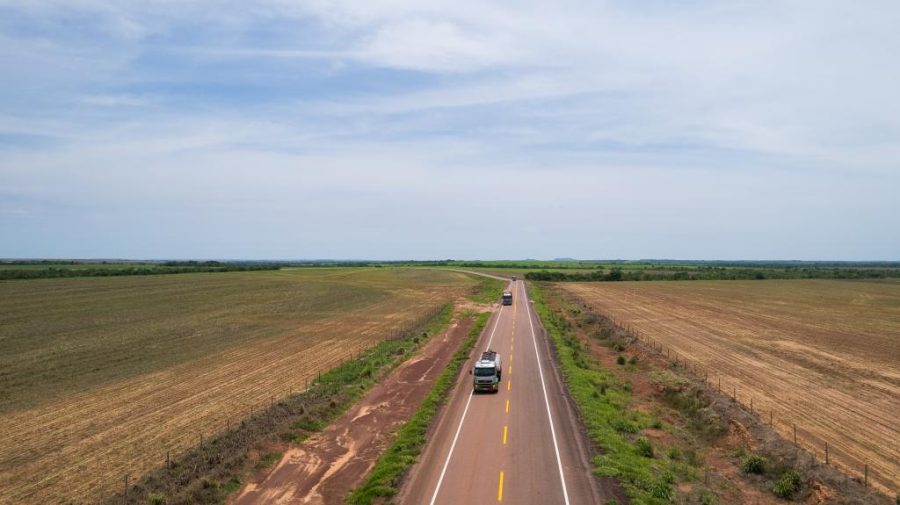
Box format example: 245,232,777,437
1,0,898,260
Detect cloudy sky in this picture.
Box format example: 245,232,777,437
1,1,898,260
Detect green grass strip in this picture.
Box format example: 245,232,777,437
529,283,687,505
347,311,490,504
465,276,506,305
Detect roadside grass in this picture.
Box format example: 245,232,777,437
529,283,686,505
346,311,491,505
465,276,506,305
104,303,457,505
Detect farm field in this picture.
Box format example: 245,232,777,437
559,279,900,497
0,267,479,504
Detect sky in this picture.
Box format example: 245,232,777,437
1,1,899,260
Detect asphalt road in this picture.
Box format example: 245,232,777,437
400,280,604,505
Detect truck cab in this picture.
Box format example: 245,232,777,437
473,350,502,393
502,291,513,305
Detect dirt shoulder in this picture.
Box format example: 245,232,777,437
230,316,476,505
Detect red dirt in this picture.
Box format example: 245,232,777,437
230,317,475,505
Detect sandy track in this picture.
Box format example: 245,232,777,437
230,317,475,505
560,280,900,496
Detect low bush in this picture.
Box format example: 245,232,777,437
772,469,802,499
741,453,767,475
635,436,654,458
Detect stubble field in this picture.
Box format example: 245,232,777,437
0,267,477,504
559,279,900,496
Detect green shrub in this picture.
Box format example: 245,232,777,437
616,355,626,365
149,494,167,505
772,469,802,499
666,446,682,461
628,355,638,365
650,480,672,500
611,418,639,433
741,453,767,475
613,342,625,352
636,436,654,458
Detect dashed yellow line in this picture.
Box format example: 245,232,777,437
505,399,509,413
503,425,508,445
498,471,505,501
507,380,511,391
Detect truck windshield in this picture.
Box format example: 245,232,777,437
474,367,496,377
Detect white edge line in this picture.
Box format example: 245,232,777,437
428,293,507,505
523,281,571,505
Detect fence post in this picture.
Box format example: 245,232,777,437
166,450,170,469
769,411,773,427
793,424,797,446
864,464,868,487
825,443,829,465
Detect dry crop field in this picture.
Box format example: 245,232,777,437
0,267,477,504
560,279,900,497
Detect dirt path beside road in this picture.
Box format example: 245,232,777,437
230,316,477,505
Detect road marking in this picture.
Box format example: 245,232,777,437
507,380,511,391
428,304,505,505
498,471,504,501
509,364,512,375
503,425,508,445
505,399,509,413
522,282,571,505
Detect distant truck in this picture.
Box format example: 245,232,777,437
472,350,503,392
502,291,513,305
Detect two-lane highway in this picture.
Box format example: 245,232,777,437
400,280,604,504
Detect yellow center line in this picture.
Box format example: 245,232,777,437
503,425,508,445
498,471,505,501
507,380,511,391
505,399,509,413
509,364,512,375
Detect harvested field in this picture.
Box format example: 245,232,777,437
0,267,477,504
559,279,900,497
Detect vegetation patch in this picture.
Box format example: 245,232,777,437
0,260,280,280
464,276,507,305
529,283,692,504
346,311,490,505
772,469,802,499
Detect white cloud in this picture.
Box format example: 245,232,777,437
1,0,898,258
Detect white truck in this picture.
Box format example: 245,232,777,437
472,350,503,393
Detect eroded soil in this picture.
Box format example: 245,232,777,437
230,317,476,505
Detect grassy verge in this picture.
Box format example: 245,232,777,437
105,303,456,505
465,275,506,305
529,283,688,505
347,311,491,505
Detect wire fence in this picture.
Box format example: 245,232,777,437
109,304,448,504
594,309,898,499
